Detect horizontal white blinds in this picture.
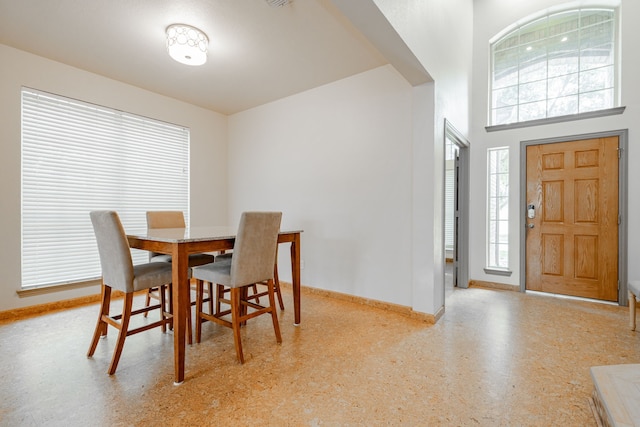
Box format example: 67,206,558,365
444,166,454,251
21,88,189,288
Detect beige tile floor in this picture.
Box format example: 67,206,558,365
0,285,638,426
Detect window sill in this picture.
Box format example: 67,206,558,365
17,278,101,297
485,106,626,133
483,268,512,277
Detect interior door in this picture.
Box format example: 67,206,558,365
525,136,619,301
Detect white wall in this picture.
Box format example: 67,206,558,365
0,44,228,311
0,0,475,317
227,0,473,316
373,0,473,313
469,0,640,290
228,65,415,306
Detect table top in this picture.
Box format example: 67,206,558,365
127,226,302,243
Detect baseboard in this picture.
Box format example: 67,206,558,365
2,282,441,324
0,290,126,322
280,281,440,324
469,279,519,292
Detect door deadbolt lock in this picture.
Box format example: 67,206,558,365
527,223,534,229
527,204,535,219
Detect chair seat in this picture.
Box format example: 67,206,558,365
149,254,172,263
150,253,215,266
211,251,284,310
132,263,174,292
192,262,232,286
215,253,233,262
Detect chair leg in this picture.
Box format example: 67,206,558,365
230,287,245,364
216,284,225,314
143,288,152,318
186,300,193,346
207,282,214,315
87,284,111,357
274,263,284,310
195,279,204,343
240,287,249,325
108,292,134,375
168,285,174,330
630,291,637,331
160,285,167,333
267,279,282,344
251,284,259,303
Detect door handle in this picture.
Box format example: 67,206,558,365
527,223,534,229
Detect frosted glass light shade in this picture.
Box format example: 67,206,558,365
265,0,291,6
166,24,208,66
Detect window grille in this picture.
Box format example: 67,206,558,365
490,8,616,125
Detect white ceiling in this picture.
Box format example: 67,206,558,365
0,0,392,115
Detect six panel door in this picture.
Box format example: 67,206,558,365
525,137,619,301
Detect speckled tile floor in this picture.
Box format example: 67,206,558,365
0,286,638,426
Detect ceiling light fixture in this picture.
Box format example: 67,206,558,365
166,24,208,66
265,0,291,7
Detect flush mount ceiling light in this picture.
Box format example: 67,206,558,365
265,0,291,7
166,24,208,66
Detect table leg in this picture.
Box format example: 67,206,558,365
290,233,301,325
171,244,189,384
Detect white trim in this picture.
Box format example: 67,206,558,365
485,106,625,132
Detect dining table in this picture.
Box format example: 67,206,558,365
127,226,302,384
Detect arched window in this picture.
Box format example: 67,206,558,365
490,8,617,126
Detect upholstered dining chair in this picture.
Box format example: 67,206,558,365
145,210,215,266
144,211,215,324
87,210,174,375
213,244,285,311
192,211,283,363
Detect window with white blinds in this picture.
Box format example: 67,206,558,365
21,88,189,289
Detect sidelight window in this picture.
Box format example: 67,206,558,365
487,147,509,269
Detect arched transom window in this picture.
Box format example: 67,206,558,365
490,8,617,126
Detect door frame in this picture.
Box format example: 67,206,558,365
444,119,470,289
519,129,628,305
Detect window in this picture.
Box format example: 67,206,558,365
490,8,617,125
21,88,189,289
487,147,509,269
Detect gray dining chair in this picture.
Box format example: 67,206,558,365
213,244,285,311
144,211,216,333
192,211,283,363
145,211,215,266
87,210,174,375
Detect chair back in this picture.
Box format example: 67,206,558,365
146,211,186,261
90,210,135,293
230,212,282,287
146,211,186,229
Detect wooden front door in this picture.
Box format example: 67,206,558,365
525,136,619,301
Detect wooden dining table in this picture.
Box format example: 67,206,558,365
127,226,302,384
